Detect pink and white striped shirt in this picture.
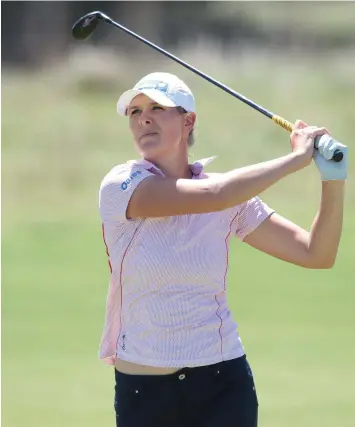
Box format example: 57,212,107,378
98,156,274,367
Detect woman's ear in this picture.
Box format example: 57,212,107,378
185,112,196,130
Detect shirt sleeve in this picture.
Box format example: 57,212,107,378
99,164,154,223
235,196,275,241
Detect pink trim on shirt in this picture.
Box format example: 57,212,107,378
101,224,112,274
116,221,145,350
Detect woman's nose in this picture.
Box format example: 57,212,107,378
139,111,152,125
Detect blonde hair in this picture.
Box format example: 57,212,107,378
176,107,195,147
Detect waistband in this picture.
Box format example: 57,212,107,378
115,354,247,383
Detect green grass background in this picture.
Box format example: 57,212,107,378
2,50,355,426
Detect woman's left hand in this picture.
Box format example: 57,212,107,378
313,135,348,181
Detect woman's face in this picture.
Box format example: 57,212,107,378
128,94,195,161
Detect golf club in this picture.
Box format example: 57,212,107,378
72,10,344,162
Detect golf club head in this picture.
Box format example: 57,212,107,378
72,11,106,40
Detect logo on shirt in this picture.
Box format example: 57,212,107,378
121,334,126,351
121,170,142,191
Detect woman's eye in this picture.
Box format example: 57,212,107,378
152,106,163,110
130,109,139,115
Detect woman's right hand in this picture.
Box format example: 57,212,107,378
290,120,330,167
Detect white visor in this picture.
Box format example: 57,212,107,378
117,72,195,116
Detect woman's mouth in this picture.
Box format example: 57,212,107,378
140,132,158,141
142,132,158,137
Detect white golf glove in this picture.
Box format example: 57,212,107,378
313,134,348,181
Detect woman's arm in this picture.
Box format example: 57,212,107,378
126,122,335,220
127,152,308,219
243,174,345,269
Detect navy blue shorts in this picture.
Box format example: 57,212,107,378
114,355,258,427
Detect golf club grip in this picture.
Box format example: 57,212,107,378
314,135,344,162
272,115,343,162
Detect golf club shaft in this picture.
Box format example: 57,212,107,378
103,15,283,122
99,13,343,162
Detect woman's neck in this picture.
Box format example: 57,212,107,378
145,150,192,179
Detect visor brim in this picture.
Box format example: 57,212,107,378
117,89,177,116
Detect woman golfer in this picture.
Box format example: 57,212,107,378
99,72,347,427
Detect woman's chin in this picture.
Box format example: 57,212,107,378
137,139,163,157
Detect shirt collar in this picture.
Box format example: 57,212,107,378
126,156,217,177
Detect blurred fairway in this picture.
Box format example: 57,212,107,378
2,49,355,427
